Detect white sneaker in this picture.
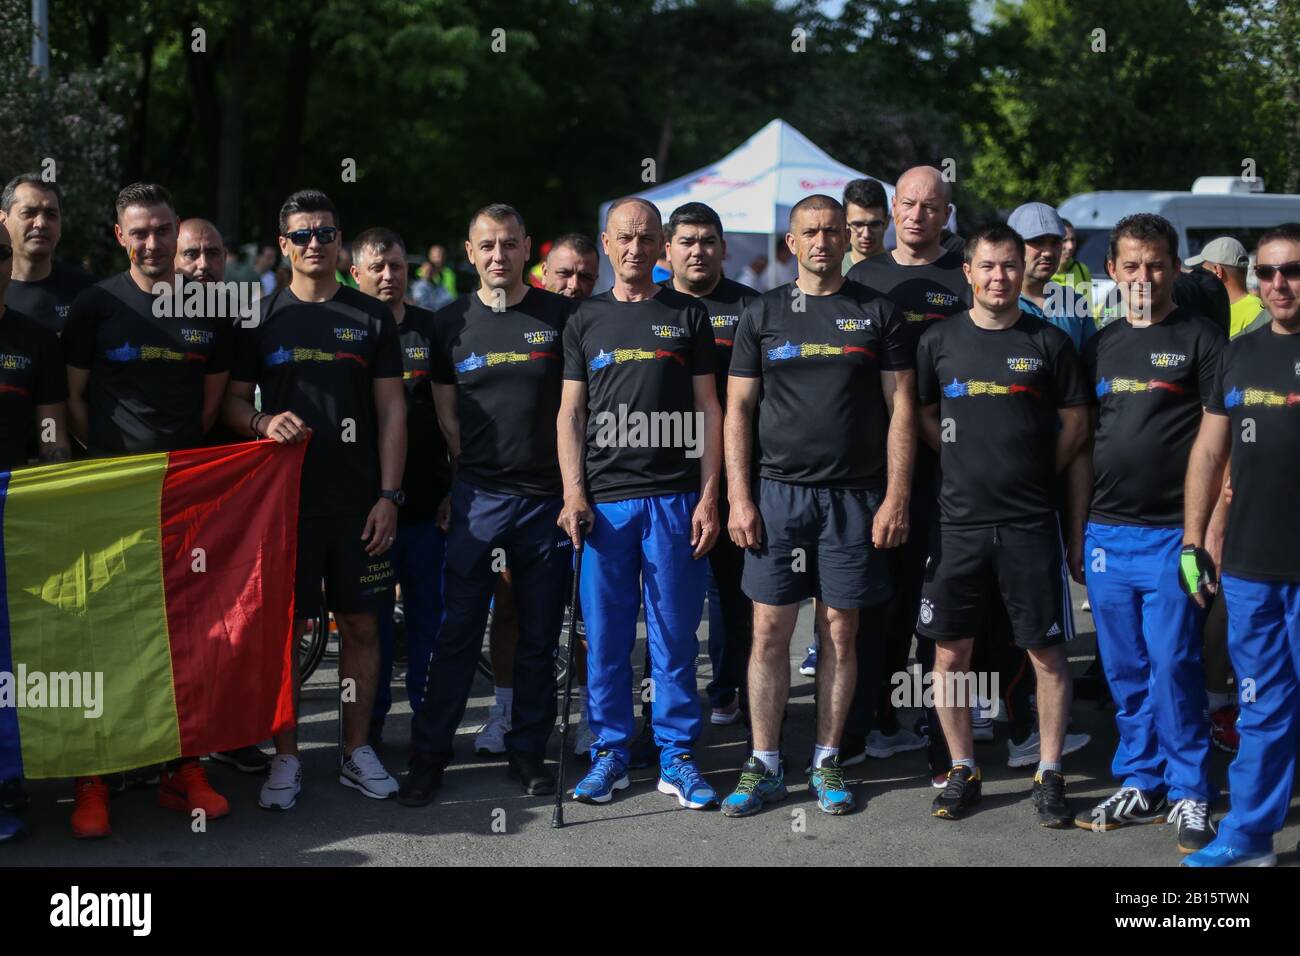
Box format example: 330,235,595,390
259,754,302,811
339,745,398,799
573,710,595,758
865,726,928,758
475,703,511,755
1007,730,1091,768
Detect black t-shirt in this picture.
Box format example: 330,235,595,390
1206,326,1300,581
0,307,67,469
395,304,451,525
430,288,571,498
1083,309,1224,527
562,287,714,503
1173,267,1231,339
663,277,760,407
3,260,97,334
231,284,403,517
729,279,911,489
917,311,1090,526
63,272,233,455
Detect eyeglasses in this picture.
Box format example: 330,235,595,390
0,245,11,262
282,226,338,246
1255,261,1300,283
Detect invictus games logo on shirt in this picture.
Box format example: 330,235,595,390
1150,352,1186,368
335,327,368,342
835,317,873,331
651,325,687,339
0,353,32,370
523,329,557,344
1007,357,1043,372
406,346,429,361
926,291,960,307
181,328,213,345
711,314,739,328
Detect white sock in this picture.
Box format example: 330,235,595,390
813,744,839,768
495,686,513,710
753,749,780,775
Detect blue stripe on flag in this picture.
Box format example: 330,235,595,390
0,470,19,781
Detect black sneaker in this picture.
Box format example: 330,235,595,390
506,750,555,796
1073,785,1167,831
0,777,29,812
1032,769,1071,828
209,746,272,774
396,754,444,807
628,719,660,770
931,765,981,820
1168,798,1216,854
125,764,161,789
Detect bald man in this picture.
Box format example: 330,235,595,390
846,166,973,780
558,197,722,808
175,219,226,284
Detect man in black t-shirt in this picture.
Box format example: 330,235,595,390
224,189,406,811
664,202,759,733
62,183,234,839
350,228,452,754
558,197,722,809
1183,222,1300,868
1,174,95,335
722,195,915,818
847,166,970,771
1071,213,1221,852
396,204,573,804
916,224,1090,826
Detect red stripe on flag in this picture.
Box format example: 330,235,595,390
160,441,306,755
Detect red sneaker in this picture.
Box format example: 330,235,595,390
159,759,230,819
1210,706,1239,755
71,776,111,838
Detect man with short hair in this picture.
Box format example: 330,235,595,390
223,188,406,810
427,244,457,297
398,204,573,804
1,174,96,334
916,224,1090,825
1182,222,1300,867
543,234,600,301
1052,219,1093,297
721,194,915,817
841,178,889,273
1071,213,1221,853
558,196,722,808
350,227,451,752
665,202,759,732
62,183,234,837
1009,201,1096,353
1186,237,1265,339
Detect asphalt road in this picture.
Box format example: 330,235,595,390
4,588,1297,867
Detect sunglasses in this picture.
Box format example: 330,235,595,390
0,245,11,262
282,226,338,246
1255,261,1300,283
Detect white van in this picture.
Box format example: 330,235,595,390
1057,177,1300,312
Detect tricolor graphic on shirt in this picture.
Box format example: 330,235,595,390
105,343,206,363
711,314,739,347
588,348,686,373
942,379,1042,399
456,350,559,374
0,384,31,399
766,341,876,362
266,346,368,368
1223,386,1300,408
1095,377,1185,398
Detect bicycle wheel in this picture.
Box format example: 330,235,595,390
299,584,329,683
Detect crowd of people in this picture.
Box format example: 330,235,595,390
0,164,1297,869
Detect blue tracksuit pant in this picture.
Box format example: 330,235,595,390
1084,523,1212,801
374,519,445,726
582,493,706,765
1217,574,1300,852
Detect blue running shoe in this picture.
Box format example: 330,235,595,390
572,750,630,804
721,756,787,817
799,645,817,677
809,756,855,814
0,809,26,844
1181,834,1275,867
657,753,718,809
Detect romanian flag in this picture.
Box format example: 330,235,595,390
0,441,305,779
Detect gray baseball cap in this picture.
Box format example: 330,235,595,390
1185,236,1249,269
1007,202,1065,241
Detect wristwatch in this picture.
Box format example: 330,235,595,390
379,488,406,506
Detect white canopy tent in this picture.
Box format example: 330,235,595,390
593,118,954,292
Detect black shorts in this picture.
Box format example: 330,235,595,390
916,515,1067,650
741,478,893,609
295,512,395,616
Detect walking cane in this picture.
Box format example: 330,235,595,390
552,520,588,829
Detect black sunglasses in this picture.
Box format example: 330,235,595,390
0,244,11,262
1255,261,1300,283
282,226,338,246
